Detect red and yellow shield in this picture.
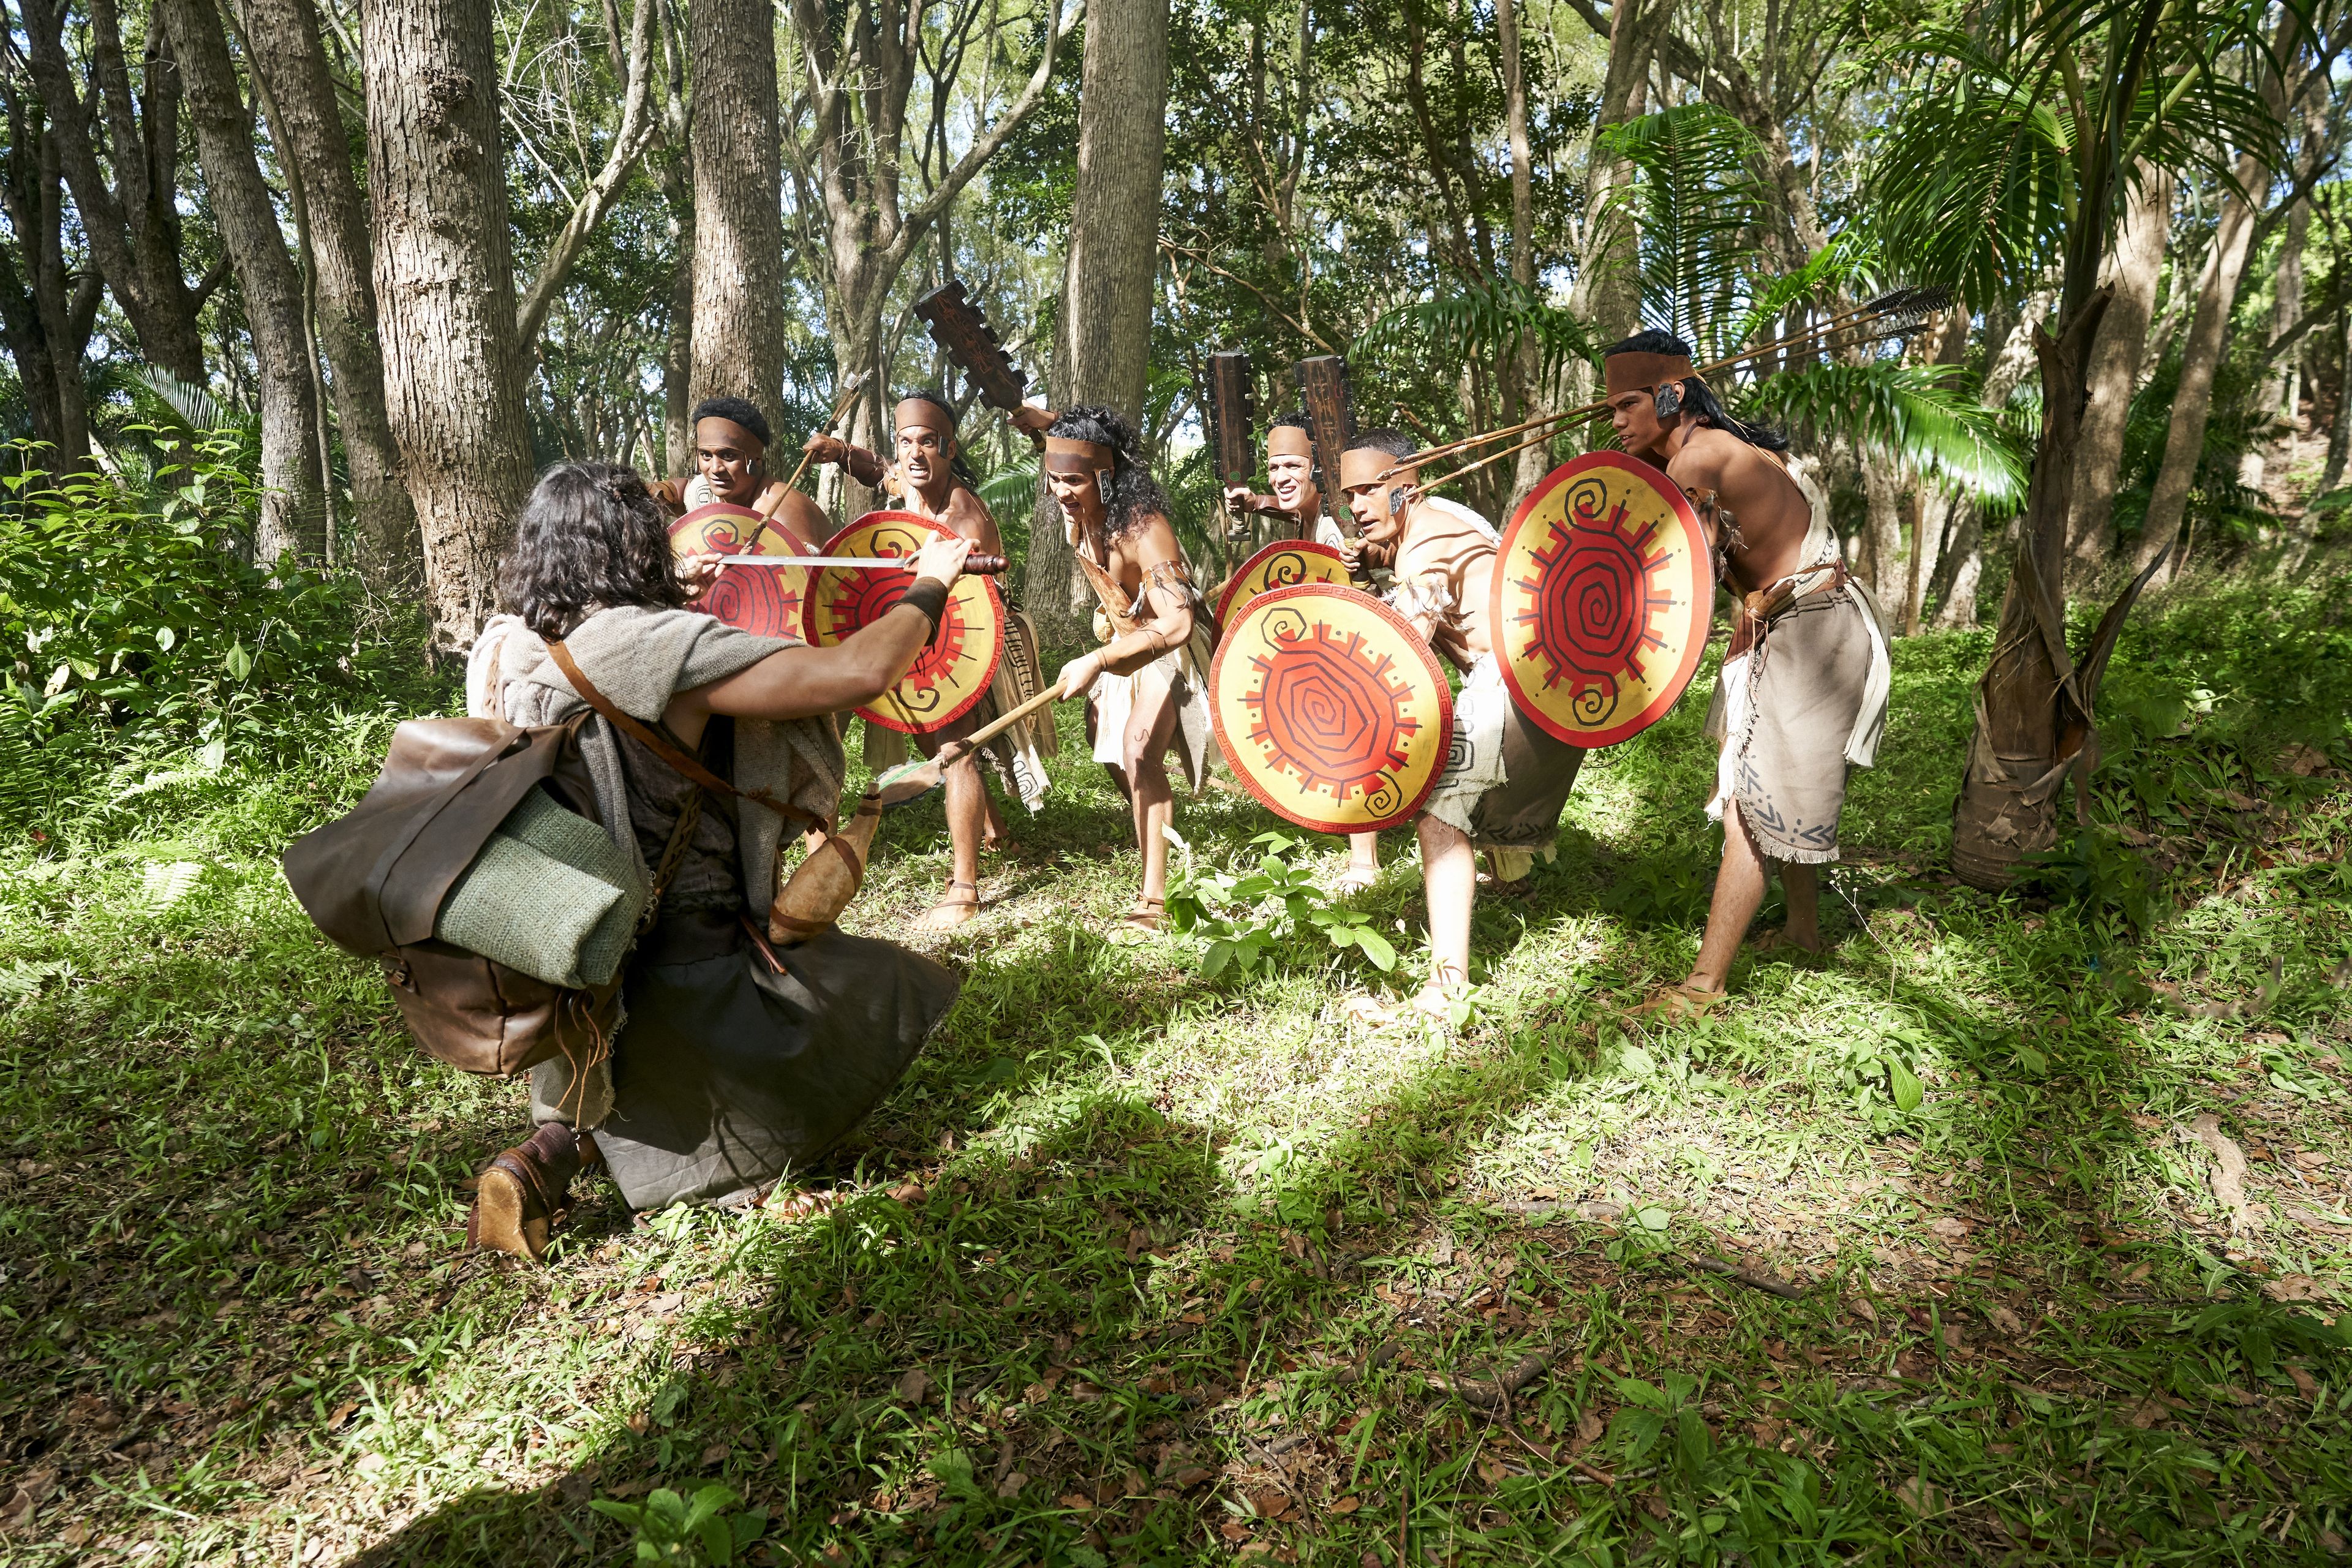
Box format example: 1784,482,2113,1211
1211,584,1453,834
804,511,1002,734
1215,538,1352,629
1491,452,1711,748
669,501,809,642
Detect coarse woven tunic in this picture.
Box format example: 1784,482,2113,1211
470,606,959,1210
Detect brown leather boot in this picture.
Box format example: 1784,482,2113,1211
466,1122,582,1262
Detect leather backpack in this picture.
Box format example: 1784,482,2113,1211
281,644,808,1079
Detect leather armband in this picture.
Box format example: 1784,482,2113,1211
899,578,950,637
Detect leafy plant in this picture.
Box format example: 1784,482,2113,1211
1741,361,2027,508
589,1484,767,1565
1163,829,1398,979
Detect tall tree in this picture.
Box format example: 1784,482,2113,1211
687,0,786,424
18,0,213,381
362,0,534,643
0,91,102,466
161,0,326,563
1024,0,1170,641
241,0,420,586
785,0,1076,484
1874,0,2294,890
1567,0,1672,364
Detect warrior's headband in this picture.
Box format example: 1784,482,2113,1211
1604,350,1696,397
1041,436,1117,476
1266,424,1316,460
894,396,957,435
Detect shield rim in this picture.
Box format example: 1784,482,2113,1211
1210,581,1455,835
669,500,810,641
1490,450,1711,750
812,510,1004,735
1214,537,1352,627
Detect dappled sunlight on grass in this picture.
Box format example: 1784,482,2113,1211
6,573,2352,1564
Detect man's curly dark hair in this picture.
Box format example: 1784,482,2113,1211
499,460,684,640
1047,404,1171,540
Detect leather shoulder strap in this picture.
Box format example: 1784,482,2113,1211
545,638,822,830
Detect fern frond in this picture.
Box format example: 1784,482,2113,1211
1596,104,1772,356
134,367,236,434
1353,279,1601,386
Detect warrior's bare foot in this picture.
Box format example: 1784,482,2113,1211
916,880,981,931
1112,895,1166,938
1626,982,1728,1024
1333,864,1378,895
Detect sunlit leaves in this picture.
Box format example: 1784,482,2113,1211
1741,361,2029,505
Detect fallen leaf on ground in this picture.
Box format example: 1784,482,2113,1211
2287,1365,2320,1399
1984,1305,2025,1336
2190,1115,2261,1232
1895,1477,1944,1517
1927,1216,1969,1242
2261,1274,2329,1303
895,1368,933,1404
995,1471,1027,1499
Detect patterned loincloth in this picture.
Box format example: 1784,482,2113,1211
1421,652,1586,868
1703,579,1891,864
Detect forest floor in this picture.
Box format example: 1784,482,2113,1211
4,567,2352,1566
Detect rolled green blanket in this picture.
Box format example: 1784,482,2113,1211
435,788,644,988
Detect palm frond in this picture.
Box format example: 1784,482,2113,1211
134,366,238,434
976,456,1039,520
1741,362,2027,508
1596,104,1771,356
1352,279,1602,386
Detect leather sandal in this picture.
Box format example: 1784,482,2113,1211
466,1122,582,1262
916,879,982,931
1625,982,1729,1024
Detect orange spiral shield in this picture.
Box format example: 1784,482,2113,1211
1215,538,1352,629
1490,452,1713,748
1210,583,1453,834
669,501,810,643
803,511,1003,734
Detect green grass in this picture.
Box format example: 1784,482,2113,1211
4,568,2352,1566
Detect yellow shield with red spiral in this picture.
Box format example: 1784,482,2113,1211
669,501,810,643
1491,451,1712,748
1215,538,1352,629
1210,583,1453,834
804,511,1003,734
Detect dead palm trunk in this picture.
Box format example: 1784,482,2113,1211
1024,0,1172,643
162,0,326,564
2065,163,2171,581
361,0,534,645
244,0,422,589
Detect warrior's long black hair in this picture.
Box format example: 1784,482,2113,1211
1047,404,1171,540
1603,329,1790,453
500,460,684,639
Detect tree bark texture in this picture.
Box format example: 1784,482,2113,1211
2268,195,2308,428
1026,0,1172,642
244,0,420,587
1498,0,1547,499
2132,153,2263,578
688,0,785,426
19,0,209,382
362,0,534,645
163,0,325,564
2064,164,2171,581
1571,0,1671,353
1931,290,2050,629
1949,293,2111,889
0,100,101,466
2326,308,2352,493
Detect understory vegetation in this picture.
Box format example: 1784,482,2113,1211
4,559,2351,1566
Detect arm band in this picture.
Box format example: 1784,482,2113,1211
900,578,950,637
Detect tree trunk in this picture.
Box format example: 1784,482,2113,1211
2133,154,2263,578
1860,466,1905,609
2326,307,2352,493
244,0,419,587
0,102,98,468
362,0,533,645
1949,295,2111,889
2064,163,2171,581
164,0,325,564
687,0,785,425
1498,0,1547,499
1571,0,1672,355
20,0,209,382
1025,0,1172,643
2269,195,2309,439
664,241,694,475
1930,503,1985,630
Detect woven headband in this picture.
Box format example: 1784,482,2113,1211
1604,350,1696,398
